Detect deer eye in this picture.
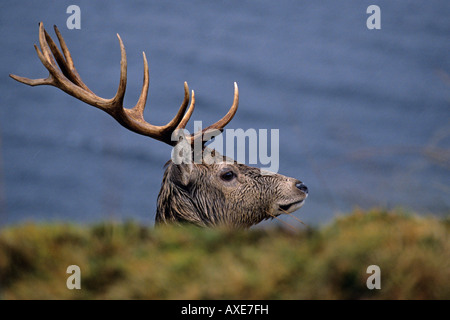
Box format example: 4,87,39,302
220,170,236,181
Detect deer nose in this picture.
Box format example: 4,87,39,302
295,182,308,194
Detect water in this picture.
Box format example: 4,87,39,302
0,0,449,227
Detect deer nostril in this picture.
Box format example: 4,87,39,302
296,182,308,194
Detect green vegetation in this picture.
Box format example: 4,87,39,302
0,209,448,299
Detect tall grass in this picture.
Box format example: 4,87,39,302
0,209,448,299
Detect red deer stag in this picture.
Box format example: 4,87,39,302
10,23,308,229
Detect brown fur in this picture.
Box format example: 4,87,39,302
156,150,308,229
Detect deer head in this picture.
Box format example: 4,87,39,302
10,23,308,229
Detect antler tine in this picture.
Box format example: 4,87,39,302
108,33,127,110
43,28,72,81
9,73,52,86
205,82,239,132
186,82,239,146
177,89,195,130
158,81,190,133
38,22,58,71
130,51,150,119
53,25,76,70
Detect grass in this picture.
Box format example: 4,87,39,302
0,208,448,299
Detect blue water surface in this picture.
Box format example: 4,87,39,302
0,0,448,227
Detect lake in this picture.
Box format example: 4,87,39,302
0,0,449,227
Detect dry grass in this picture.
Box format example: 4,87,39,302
0,209,448,299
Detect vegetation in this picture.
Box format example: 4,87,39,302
0,209,448,299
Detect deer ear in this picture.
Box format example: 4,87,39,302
170,163,195,187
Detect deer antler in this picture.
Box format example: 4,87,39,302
10,22,239,147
